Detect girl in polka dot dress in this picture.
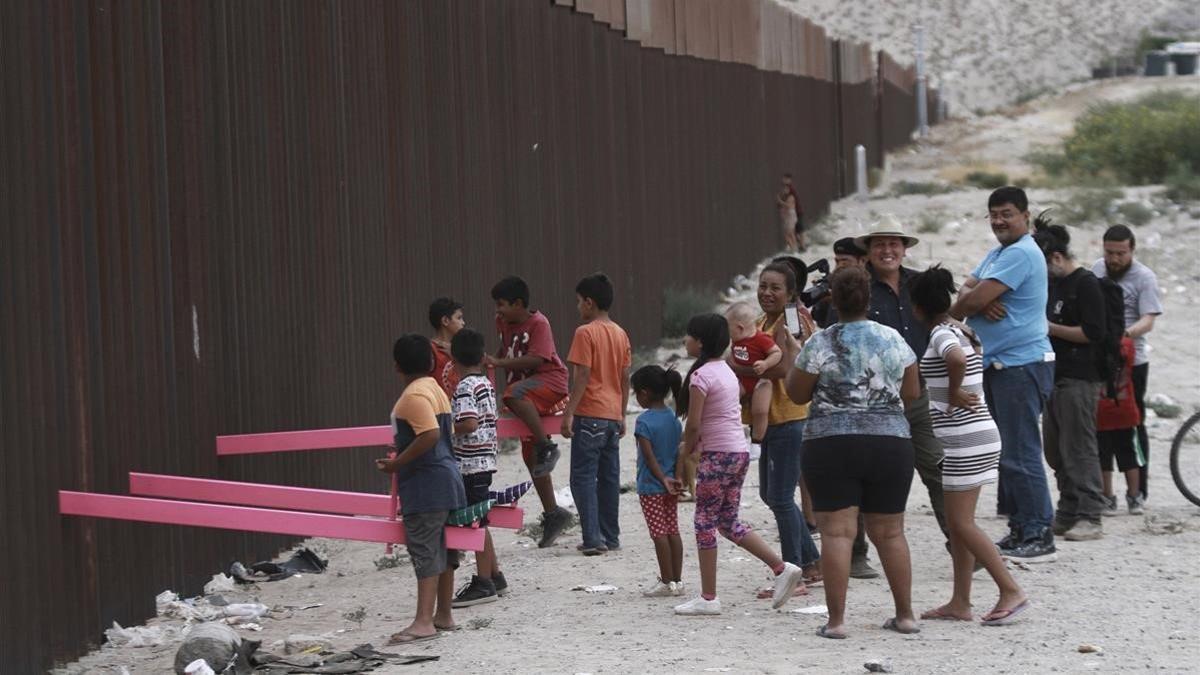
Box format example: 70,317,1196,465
631,365,685,597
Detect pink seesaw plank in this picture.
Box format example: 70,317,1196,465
127,473,525,529
216,416,563,456
59,491,486,550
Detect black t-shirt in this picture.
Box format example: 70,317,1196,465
1047,268,1106,381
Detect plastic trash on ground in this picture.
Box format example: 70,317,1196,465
203,574,237,595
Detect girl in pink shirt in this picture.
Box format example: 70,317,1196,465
672,313,806,616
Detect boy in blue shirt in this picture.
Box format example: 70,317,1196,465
376,334,467,643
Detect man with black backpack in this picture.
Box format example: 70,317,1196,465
1034,224,1108,542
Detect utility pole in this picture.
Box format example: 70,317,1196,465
915,22,928,137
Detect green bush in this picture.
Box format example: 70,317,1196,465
891,180,954,196
1164,164,1200,202
662,285,715,338
1048,187,1126,226
1115,201,1155,226
963,170,1009,189
1060,91,1200,184
918,210,947,233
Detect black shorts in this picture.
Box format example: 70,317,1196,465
1098,429,1143,472
801,434,914,514
449,471,494,567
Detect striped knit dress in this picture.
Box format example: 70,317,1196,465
920,322,1002,491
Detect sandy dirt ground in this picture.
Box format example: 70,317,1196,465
64,77,1200,674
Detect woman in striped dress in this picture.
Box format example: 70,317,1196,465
909,266,1030,626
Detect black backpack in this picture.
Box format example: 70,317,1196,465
1095,276,1127,401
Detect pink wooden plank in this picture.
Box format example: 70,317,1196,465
216,416,563,456
59,491,486,550
127,473,525,529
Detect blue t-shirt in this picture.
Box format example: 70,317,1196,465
967,234,1053,368
634,407,683,495
795,321,916,440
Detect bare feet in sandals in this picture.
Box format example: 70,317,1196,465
920,603,974,621
386,631,440,645
982,598,1031,626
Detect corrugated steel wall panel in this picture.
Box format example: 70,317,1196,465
1,1,937,670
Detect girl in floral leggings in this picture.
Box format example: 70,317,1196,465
672,313,807,616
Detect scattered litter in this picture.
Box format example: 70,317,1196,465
572,584,618,594
157,590,181,613
1078,644,1103,654
283,603,324,611
790,605,829,615
105,621,188,648
183,659,216,675
1144,514,1189,535
554,486,576,512
373,553,410,571
254,643,438,671
864,659,894,673
229,548,327,584
204,574,238,595
222,603,270,624
172,622,252,675
1147,393,1182,419
467,617,493,630
284,635,335,655
238,623,263,632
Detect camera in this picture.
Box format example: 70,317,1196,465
800,258,831,308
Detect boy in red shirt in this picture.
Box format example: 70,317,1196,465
486,276,573,549
428,297,465,398
725,301,782,458
563,273,632,555
1097,337,1145,515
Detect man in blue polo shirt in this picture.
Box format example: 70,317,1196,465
951,187,1057,563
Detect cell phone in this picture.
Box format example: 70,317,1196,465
784,306,802,336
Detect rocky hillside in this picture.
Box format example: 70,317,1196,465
782,0,1198,114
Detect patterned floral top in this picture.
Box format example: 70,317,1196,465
794,320,916,440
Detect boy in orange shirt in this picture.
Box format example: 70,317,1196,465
563,273,632,555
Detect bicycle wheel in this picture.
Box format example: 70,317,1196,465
1170,411,1200,507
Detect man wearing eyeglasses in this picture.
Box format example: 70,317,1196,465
951,186,1057,564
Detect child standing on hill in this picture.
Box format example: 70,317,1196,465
673,313,805,616
726,301,783,458
563,273,632,555
486,276,573,549
909,266,1030,626
376,334,467,643
631,365,685,596
447,328,508,608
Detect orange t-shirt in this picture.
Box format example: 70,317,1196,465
566,319,632,421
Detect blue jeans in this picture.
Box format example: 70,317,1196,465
569,416,621,548
759,420,820,567
983,361,1055,540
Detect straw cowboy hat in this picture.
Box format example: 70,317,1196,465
854,214,919,250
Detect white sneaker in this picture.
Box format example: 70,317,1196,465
771,563,805,609
674,596,721,615
642,580,674,597
748,442,762,462
670,581,686,596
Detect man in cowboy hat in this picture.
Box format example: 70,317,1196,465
856,216,950,560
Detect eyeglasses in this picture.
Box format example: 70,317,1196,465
986,211,1022,223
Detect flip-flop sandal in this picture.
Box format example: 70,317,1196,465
755,585,809,600
816,624,847,640
386,631,442,645
921,606,973,621
881,617,921,634
981,599,1031,626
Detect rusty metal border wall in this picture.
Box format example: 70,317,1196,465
0,1,938,670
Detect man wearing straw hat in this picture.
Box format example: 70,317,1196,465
854,216,950,551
